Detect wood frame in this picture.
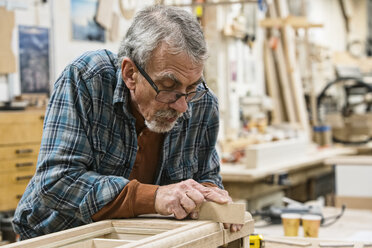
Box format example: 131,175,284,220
4,214,254,248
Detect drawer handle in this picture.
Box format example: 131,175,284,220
16,175,33,181
16,194,23,199
16,162,34,168
40,115,45,120
15,149,34,154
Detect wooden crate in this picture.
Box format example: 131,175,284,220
3,214,254,248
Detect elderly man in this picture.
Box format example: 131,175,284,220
13,5,241,239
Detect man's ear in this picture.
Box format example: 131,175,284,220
121,58,137,90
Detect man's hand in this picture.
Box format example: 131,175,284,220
154,179,243,232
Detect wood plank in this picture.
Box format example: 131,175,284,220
2,222,113,248
276,0,310,134
118,221,222,248
100,232,152,240
92,238,132,248
0,7,16,73
198,202,246,224
95,0,114,29
267,2,297,124
324,155,372,165
260,17,323,29
111,217,186,229
223,213,254,244
171,231,222,248
264,237,311,247
109,12,120,42
113,227,166,235
263,39,284,124
59,239,93,248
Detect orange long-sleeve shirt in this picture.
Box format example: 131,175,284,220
92,103,216,221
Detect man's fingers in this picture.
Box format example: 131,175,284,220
180,193,197,214
192,183,230,204
172,204,188,219
223,223,242,232
202,188,230,204
190,211,199,219
230,224,243,232
185,189,204,208
223,223,231,229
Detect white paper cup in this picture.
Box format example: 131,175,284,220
281,213,301,236
302,214,321,237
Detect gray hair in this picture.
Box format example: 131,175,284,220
117,5,208,69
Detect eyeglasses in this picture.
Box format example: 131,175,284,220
133,60,209,104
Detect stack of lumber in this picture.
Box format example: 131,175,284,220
261,0,323,135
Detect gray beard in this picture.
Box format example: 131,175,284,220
145,109,183,133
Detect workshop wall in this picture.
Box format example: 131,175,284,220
0,0,154,102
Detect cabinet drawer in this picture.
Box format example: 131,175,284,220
0,110,44,145
0,184,28,211
0,157,37,173
0,144,40,160
0,171,35,186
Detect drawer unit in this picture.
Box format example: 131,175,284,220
0,111,44,145
0,144,40,161
0,184,29,212
0,110,44,211
0,157,37,173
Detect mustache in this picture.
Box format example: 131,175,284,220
154,109,183,119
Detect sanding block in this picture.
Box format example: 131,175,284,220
198,201,246,224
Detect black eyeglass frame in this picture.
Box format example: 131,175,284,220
132,60,209,104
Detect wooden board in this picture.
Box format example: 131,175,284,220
267,2,297,124
2,214,254,248
199,202,246,224
263,39,284,124
324,156,372,166
276,0,310,134
95,0,114,29
0,7,16,74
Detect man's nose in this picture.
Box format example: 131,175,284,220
169,96,188,113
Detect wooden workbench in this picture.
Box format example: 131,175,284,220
220,147,357,204
255,207,372,247
2,213,254,248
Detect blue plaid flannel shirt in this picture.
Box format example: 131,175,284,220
13,49,223,239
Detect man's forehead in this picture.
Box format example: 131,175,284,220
155,71,203,87
149,43,203,70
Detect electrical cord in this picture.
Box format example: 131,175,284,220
321,204,346,227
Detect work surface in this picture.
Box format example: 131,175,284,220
255,207,372,242
221,147,356,182
220,147,357,203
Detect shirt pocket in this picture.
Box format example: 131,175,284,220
163,157,198,184
91,128,129,176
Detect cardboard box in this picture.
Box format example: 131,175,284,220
335,196,372,210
